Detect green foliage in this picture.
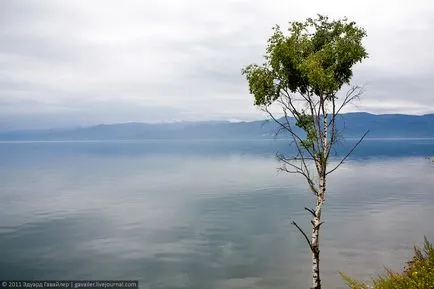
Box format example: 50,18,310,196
296,112,317,150
242,14,368,151
242,14,368,105
340,237,434,289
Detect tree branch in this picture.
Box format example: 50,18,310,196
291,221,313,251
263,105,317,163
326,130,369,175
326,94,337,160
333,85,364,120
263,97,321,196
313,221,325,230
304,207,317,218
277,154,319,195
277,95,320,178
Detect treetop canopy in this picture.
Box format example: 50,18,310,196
242,14,368,106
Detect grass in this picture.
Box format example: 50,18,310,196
340,237,434,289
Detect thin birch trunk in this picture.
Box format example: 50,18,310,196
311,102,327,289
311,177,325,289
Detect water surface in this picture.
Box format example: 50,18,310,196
1,139,433,289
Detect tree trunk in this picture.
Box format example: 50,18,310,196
311,176,325,289
310,98,327,289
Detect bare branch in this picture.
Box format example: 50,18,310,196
291,221,313,251
277,167,299,174
307,90,322,160
290,89,322,161
326,130,369,175
326,94,337,160
277,96,321,180
266,98,321,196
313,221,325,231
277,153,319,196
263,105,317,162
276,154,303,173
333,85,364,119
304,207,317,218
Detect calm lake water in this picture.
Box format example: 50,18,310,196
1,139,433,289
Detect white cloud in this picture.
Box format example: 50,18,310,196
1,0,434,129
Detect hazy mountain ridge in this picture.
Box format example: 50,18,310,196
1,113,433,140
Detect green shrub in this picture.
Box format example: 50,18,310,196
340,237,434,289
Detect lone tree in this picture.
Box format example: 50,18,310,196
242,15,368,289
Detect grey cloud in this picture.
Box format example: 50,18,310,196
1,0,434,130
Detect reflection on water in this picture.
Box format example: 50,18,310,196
0,140,433,289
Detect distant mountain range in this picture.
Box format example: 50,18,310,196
0,113,433,141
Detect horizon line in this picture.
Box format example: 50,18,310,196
1,111,434,132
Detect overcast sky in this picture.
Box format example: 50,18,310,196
1,0,434,129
